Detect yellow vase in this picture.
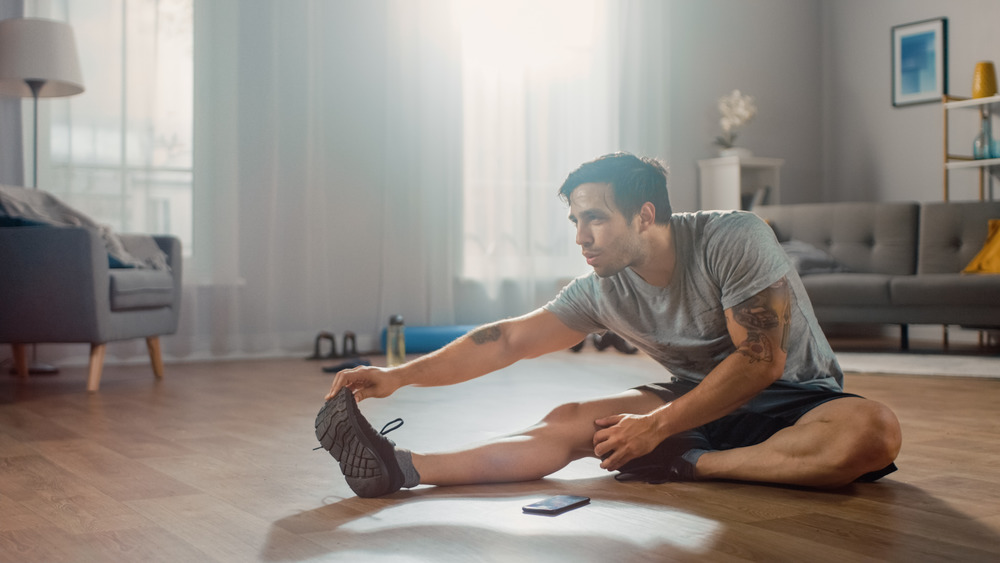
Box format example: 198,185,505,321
972,61,998,98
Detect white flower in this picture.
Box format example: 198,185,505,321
715,89,757,148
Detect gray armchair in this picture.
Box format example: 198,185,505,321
0,226,182,391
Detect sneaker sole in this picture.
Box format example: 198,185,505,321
314,388,403,497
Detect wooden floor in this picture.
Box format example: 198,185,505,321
1,348,998,562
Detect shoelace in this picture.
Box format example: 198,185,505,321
313,417,405,450
380,418,404,435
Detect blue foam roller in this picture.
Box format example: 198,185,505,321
380,325,479,353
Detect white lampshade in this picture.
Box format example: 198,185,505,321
0,18,84,98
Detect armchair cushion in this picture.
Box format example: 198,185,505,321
109,269,176,311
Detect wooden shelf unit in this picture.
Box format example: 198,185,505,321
942,93,1000,201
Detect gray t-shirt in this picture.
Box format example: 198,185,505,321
544,210,843,391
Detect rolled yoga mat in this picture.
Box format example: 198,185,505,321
379,325,479,353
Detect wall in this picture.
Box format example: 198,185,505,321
821,0,1000,203
668,0,824,211
0,0,23,186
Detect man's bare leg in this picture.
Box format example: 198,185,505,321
693,397,902,487
412,389,666,486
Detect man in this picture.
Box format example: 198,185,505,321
318,152,901,498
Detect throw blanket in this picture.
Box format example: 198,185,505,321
0,184,170,270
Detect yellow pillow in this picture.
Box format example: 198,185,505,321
963,219,1000,274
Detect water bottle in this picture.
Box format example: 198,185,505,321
387,314,405,366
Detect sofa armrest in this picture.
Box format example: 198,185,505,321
0,226,110,343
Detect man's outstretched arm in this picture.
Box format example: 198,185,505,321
326,309,588,401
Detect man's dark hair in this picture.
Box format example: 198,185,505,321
557,152,672,224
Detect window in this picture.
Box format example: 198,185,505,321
27,0,193,253
455,0,619,284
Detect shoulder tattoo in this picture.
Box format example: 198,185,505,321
732,278,791,363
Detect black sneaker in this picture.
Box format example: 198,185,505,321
315,387,406,497
614,430,708,484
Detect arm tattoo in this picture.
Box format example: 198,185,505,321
469,324,502,345
739,331,773,363
732,278,791,363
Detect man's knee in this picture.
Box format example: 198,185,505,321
835,401,902,479
538,401,597,457
542,401,584,426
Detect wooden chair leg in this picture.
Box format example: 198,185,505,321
87,343,107,392
11,344,28,380
146,336,164,379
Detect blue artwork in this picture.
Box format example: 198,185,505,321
900,31,936,95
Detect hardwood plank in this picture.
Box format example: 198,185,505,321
0,352,997,562
750,512,999,561
0,492,49,532
0,455,149,534
0,526,83,563
0,406,82,442
0,429,39,457
78,526,216,563
126,494,330,562
31,439,200,502
802,489,1000,554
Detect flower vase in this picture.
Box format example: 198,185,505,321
973,109,994,160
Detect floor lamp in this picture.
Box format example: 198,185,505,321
0,18,85,375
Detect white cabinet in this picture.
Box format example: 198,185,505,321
697,156,784,210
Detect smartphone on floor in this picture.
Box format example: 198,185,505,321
522,495,590,515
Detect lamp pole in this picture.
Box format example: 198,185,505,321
27,78,41,188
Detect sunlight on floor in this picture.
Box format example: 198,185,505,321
340,496,723,553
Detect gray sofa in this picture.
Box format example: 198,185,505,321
753,201,1000,347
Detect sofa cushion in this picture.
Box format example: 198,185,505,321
109,269,175,311
890,274,1000,306
917,201,1000,274
781,240,848,276
962,219,1000,273
754,202,919,275
800,273,893,306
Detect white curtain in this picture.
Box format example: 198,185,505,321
454,0,670,321
455,0,618,319
21,0,668,367
169,0,465,361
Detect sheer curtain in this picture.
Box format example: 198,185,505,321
15,0,668,367
454,0,670,322
185,0,667,359
172,0,464,361
455,1,619,320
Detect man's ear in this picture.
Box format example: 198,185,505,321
637,202,656,229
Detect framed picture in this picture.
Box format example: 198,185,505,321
892,18,947,107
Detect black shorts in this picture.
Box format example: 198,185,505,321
635,378,862,452
631,378,897,482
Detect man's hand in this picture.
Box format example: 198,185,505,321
592,413,665,471
325,365,402,402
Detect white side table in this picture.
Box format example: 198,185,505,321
697,156,784,210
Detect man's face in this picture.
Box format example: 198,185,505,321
567,182,644,278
